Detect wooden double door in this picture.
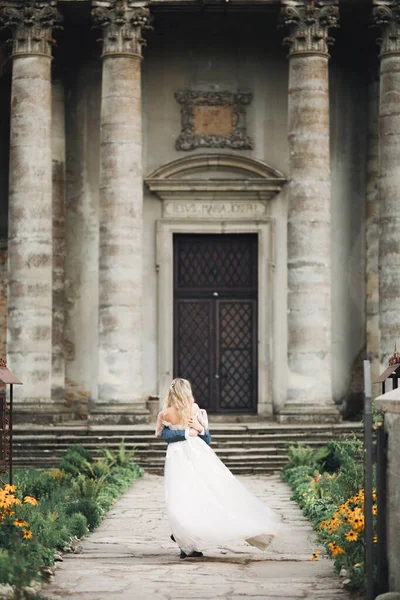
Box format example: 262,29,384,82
173,234,258,414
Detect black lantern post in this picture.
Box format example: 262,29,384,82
374,344,400,394
0,358,22,485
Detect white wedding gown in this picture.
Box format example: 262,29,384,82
158,411,282,553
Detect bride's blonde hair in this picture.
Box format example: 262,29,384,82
164,378,194,426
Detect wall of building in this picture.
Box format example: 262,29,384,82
0,7,369,415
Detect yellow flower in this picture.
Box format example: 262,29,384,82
372,505,378,516
331,545,345,558
373,534,378,543
14,519,29,528
22,529,32,540
23,496,38,506
345,530,358,542
311,551,321,561
3,485,16,494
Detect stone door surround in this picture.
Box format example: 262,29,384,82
146,153,286,416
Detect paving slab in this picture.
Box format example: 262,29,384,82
45,474,363,600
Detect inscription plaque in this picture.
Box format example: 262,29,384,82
164,201,267,219
193,105,233,136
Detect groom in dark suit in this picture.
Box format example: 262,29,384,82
161,423,212,558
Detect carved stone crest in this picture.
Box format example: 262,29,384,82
175,90,253,151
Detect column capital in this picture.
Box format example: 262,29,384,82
280,0,339,57
373,0,400,56
0,1,62,58
92,0,152,58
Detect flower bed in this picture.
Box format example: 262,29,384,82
0,442,143,598
282,437,369,594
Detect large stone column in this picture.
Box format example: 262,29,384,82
373,1,400,369
0,3,62,421
279,0,340,422
366,67,381,396
52,74,66,403
91,1,151,423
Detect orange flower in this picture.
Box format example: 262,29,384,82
311,551,321,561
14,519,29,528
345,530,358,542
372,505,378,516
331,545,345,558
22,529,32,539
23,496,38,506
3,485,16,494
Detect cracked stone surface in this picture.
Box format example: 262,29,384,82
45,474,362,600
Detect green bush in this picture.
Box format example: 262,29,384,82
282,435,367,594
2,441,143,595
67,513,88,538
65,499,102,531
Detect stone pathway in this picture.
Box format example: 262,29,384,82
45,474,362,600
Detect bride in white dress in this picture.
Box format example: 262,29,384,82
155,378,282,555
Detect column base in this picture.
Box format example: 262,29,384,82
277,402,342,424
88,403,150,425
13,402,74,425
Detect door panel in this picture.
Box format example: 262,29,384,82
217,300,257,412
174,299,214,412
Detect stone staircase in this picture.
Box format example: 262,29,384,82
13,421,363,474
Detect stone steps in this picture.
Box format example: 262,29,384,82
12,421,363,474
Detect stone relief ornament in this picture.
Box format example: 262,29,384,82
0,1,63,57
280,0,339,56
175,90,253,151
373,0,400,56
92,1,152,57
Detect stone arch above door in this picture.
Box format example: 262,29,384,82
145,153,286,204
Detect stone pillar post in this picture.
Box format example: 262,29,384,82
91,2,151,423
0,3,62,421
373,1,400,368
366,67,380,397
279,0,340,422
52,74,67,403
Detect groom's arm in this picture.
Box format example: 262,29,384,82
199,429,212,445
161,428,188,443
161,427,212,445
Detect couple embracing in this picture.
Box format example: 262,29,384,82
155,378,282,559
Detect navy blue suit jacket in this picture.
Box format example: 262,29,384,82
161,427,212,445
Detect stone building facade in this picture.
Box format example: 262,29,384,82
0,0,395,424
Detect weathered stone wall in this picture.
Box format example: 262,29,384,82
141,11,367,409
64,55,101,418
330,61,368,411
0,9,368,415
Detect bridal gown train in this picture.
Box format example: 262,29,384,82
160,414,282,553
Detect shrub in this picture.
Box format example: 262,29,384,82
65,498,102,531
2,442,143,595
282,436,366,594
67,513,88,538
